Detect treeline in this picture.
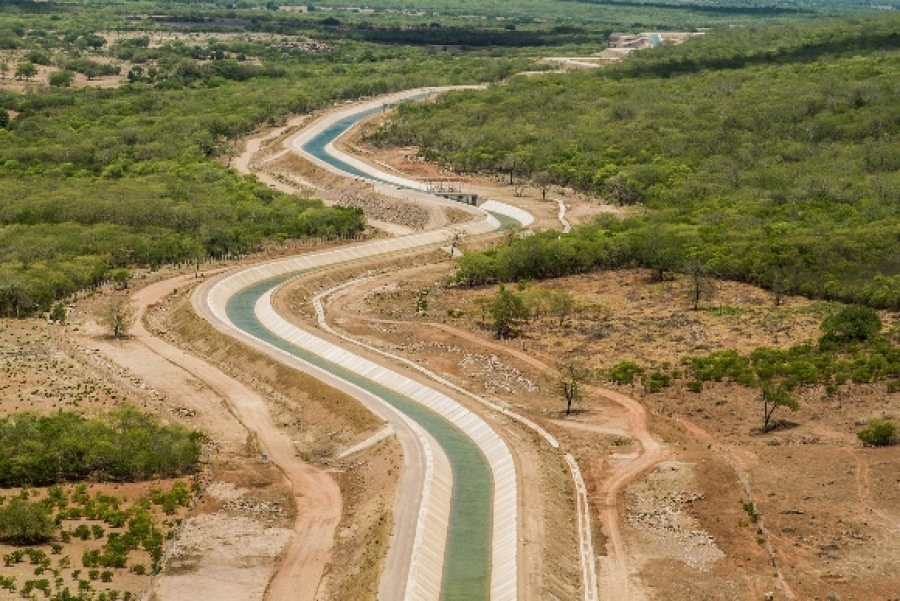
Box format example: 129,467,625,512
0,408,203,487
371,14,900,308
565,0,810,16
453,217,900,309
350,24,600,47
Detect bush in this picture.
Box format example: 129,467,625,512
645,372,671,393
857,418,897,447
0,499,55,545
607,361,644,385
687,381,703,393
48,70,75,87
821,305,882,344
0,408,203,486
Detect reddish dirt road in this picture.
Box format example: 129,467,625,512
103,274,343,601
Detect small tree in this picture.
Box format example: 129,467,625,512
0,498,55,545
820,305,882,344
548,289,576,326
760,382,799,433
533,171,552,201
100,296,135,339
557,360,592,415
48,70,75,87
489,284,528,339
50,303,66,324
15,62,37,80
109,268,132,290
684,259,714,311
857,418,896,447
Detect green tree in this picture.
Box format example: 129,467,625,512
109,268,131,290
0,498,55,545
99,296,135,339
0,108,8,129
857,418,896,447
48,70,75,87
49,303,66,324
760,382,799,433
820,305,882,343
557,360,592,415
15,62,37,80
548,289,576,326
489,284,528,339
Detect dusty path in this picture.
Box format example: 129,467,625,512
110,273,343,601
674,416,797,600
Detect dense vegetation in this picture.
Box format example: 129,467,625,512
371,15,900,309
0,8,543,317
0,408,203,486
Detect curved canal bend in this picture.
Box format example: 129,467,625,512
199,90,525,600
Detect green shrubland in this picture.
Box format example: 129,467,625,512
0,408,203,487
372,15,900,309
0,7,540,317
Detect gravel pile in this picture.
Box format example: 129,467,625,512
626,461,725,570
459,352,539,395
335,193,429,230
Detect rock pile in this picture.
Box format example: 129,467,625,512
335,193,429,230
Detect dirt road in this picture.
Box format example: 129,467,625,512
102,274,343,601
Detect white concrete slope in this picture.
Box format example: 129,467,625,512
255,290,518,600
198,214,520,600
193,273,449,601
480,200,535,228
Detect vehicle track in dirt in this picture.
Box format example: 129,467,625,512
103,273,343,601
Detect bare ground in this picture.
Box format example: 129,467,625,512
297,255,900,601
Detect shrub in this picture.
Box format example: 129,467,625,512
607,361,644,385
0,499,55,545
687,381,703,393
73,524,91,540
82,549,100,568
645,372,671,393
857,418,897,447
820,305,882,344
0,408,203,487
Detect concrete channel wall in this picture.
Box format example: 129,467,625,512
255,291,517,600
200,211,523,600
480,200,535,228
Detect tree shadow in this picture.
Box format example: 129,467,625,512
754,419,800,435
